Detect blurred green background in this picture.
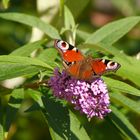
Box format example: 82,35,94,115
0,0,140,140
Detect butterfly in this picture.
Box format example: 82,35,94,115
54,39,121,80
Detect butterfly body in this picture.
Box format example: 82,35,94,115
54,39,121,80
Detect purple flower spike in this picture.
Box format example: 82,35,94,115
48,68,111,119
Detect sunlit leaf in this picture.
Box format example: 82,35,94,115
62,5,77,44
110,92,140,114
2,0,10,9
0,55,53,69
0,13,60,39
25,89,44,108
86,16,140,45
0,55,53,81
59,0,64,16
103,77,140,96
64,6,75,30
11,39,46,56
69,110,90,140
78,43,121,56
114,55,140,87
0,63,43,81
37,48,58,63
76,29,90,41
0,124,4,140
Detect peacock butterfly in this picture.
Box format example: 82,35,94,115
54,39,121,80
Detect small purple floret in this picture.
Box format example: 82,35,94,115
48,68,111,119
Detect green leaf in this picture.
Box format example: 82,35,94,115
63,6,77,43
0,101,5,140
42,95,71,140
64,6,75,30
110,92,140,115
0,124,4,140
78,43,121,56
0,55,53,69
79,17,140,87
76,29,90,41
25,89,44,108
8,88,24,108
103,77,140,97
0,63,43,81
11,39,46,56
2,0,10,9
114,55,140,87
11,88,24,99
0,85,11,97
66,0,90,19
37,48,58,63
109,105,140,140
6,89,24,132
86,16,140,45
59,0,64,16
0,55,54,81
69,110,90,140
110,0,134,16
0,13,60,39
42,95,90,140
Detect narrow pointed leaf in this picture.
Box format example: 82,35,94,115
0,13,60,39
114,55,140,87
37,48,58,63
11,39,46,56
86,16,140,45
66,0,90,18
25,89,44,108
0,63,43,81
64,6,75,30
109,105,140,139
110,92,140,114
42,95,90,140
0,55,53,81
0,124,4,140
0,55,53,69
103,77,140,97
69,110,90,140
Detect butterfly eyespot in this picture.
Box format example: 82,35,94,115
109,62,115,66
57,41,69,51
61,42,66,48
107,61,117,69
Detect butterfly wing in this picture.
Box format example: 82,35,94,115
54,40,121,80
54,40,84,63
91,58,121,76
66,57,93,80
67,58,121,79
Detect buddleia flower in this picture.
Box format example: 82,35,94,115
48,68,111,119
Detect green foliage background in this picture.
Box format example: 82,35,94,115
0,0,140,140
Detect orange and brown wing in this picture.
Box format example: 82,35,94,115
91,58,121,76
54,39,84,63
67,59,93,80
91,59,106,75
66,62,81,78
63,50,84,63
